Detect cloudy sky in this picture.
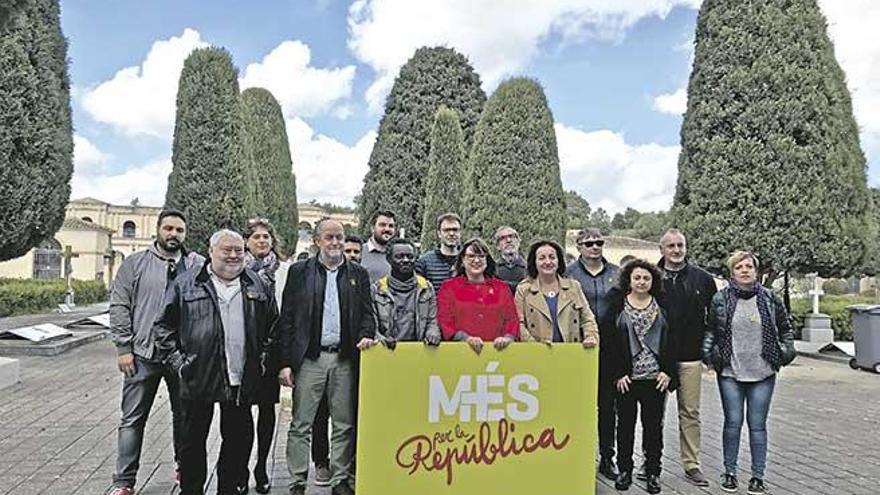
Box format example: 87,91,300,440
64,0,880,214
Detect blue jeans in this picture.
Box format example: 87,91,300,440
717,374,776,479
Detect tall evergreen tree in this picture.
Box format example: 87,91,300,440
240,87,298,254
564,190,592,230
0,0,72,261
0,0,27,32
420,107,466,248
358,46,485,239
165,47,252,255
673,0,875,279
466,78,565,245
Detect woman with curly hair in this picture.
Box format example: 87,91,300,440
603,259,677,494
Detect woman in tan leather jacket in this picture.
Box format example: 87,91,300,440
515,239,599,346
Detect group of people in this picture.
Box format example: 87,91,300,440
107,208,796,495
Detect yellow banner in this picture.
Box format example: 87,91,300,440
356,342,599,494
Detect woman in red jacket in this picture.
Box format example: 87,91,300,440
437,237,519,353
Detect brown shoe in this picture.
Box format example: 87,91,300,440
685,468,709,487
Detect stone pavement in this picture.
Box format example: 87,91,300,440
0,340,878,495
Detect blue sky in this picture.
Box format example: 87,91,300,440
62,0,880,214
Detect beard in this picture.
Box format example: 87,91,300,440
158,237,181,252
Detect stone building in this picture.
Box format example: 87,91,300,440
0,217,116,285
0,198,360,283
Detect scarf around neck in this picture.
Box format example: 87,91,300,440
245,250,279,286
720,279,782,369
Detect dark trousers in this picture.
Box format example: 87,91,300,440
113,355,184,488
180,399,254,495
598,374,617,459
616,380,667,476
254,402,276,476
311,393,330,467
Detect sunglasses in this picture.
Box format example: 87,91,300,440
578,240,605,248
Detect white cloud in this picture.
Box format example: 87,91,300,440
71,158,172,207
819,0,880,178
286,118,376,206
652,87,687,115
239,40,357,119
555,123,679,214
72,135,107,174
81,29,208,138
347,0,701,110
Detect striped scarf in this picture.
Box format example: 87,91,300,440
719,280,782,369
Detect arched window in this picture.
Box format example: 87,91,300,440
81,216,93,223
33,238,62,280
122,220,136,238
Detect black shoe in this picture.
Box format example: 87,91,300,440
331,483,355,495
720,473,738,493
614,471,632,491
289,487,305,495
253,466,270,494
747,477,766,494
598,457,619,481
635,463,648,481
235,484,248,495
645,474,661,494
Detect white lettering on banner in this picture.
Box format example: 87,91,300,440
427,361,539,423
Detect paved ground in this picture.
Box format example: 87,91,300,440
0,339,878,495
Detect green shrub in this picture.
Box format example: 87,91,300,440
0,278,107,317
822,279,850,295
789,294,877,341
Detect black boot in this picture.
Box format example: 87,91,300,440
615,471,632,491
253,463,270,494
598,457,619,481
645,474,661,494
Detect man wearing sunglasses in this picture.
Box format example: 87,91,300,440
566,227,621,482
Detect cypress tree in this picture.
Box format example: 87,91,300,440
165,47,252,255
358,46,485,239
0,0,73,261
240,87,298,254
420,107,466,249
673,0,875,279
0,0,27,32
466,78,565,246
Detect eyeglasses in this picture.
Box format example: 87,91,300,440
247,217,269,227
578,240,605,248
441,227,461,233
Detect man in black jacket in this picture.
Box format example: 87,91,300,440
656,229,717,487
277,219,376,495
565,227,621,481
154,229,277,495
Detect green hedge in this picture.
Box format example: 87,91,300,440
0,278,108,317
789,295,876,341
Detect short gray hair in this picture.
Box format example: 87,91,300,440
494,226,518,242
209,229,243,248
659,228,686,246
